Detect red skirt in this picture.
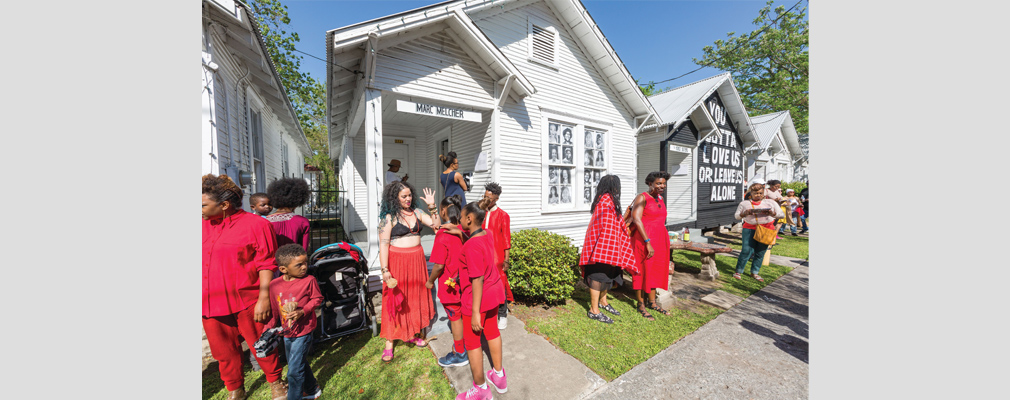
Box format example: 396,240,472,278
380,245,435,341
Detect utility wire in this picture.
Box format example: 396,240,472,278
649,0,806,86
293,48,363,76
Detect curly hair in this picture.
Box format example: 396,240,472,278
767,179,781,187
440,194,463,225
275,243,307,268
202,174,243,209
439,151,458,168
266,178,310,210
378,181,422,222
484,181,502,195
645,171,671,186
462,196,494,225
591,174,622,217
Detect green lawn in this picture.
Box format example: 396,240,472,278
512,289,723,381
511,247,799,381
670,251,793,298
202,327,455,400
710,231,809,260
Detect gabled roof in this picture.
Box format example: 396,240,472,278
204,0,311,156
324,0,660,151
749,110,803,158
645,72,759,146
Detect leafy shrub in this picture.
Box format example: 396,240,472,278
507,228,580,304
779,181,807,195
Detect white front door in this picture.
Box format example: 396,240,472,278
383,138,411,186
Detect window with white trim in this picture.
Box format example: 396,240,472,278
528,20,558,68
544,117,608,211
281,141,290,177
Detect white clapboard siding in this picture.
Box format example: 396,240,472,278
351,130,368,232
636,145,660,195
373,30,495,108
665,150,693,221
637,126,667,146
213,72,231,167
262,110,281,183
475,1,639,245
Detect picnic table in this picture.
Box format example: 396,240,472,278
670,241,733,281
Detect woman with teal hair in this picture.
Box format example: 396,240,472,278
376,181,441,362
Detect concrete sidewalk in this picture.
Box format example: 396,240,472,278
429,314,606,399
586,263,809,400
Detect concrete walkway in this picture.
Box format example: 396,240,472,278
428,314,606,399
586,263,809,400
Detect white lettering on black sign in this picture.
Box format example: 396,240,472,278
697,127,744,203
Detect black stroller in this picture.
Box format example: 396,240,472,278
308,242,377,343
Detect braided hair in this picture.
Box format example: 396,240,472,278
440,194,463,225
202,174,243,210
590,174,622,217
462,196,494,225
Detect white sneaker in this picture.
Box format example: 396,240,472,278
498,315,507,330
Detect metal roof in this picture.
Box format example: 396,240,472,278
646,72,729,130
749,110,803,157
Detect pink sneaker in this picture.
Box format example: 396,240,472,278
455,382,493,400
486,369,508,393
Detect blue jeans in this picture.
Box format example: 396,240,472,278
736,228,770,275
283,334,318,400
798,214,808,231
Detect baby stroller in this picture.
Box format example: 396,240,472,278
308,242,377,343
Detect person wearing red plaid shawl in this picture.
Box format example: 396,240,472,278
579,175,638,324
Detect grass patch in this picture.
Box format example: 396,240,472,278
671,251,793,298
512,289,723,381
202,327,454,400
710,231,809,260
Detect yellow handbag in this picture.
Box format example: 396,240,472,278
752,203,777,246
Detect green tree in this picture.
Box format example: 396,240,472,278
636,79,668,97
693,0,808,135
247,0,336,201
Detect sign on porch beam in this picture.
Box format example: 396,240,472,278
396,100,482,123
669,144,691,154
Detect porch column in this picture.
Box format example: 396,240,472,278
364,88,383,270
201,56,220,176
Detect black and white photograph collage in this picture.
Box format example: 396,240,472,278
548,122,574,205
584,128,606,203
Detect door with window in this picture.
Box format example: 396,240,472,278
383,137,411,188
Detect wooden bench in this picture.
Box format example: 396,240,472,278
670,241,733,281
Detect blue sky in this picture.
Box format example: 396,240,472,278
282,0,806,91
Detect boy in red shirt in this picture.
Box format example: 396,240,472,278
481,182,513,330
265,244,324,400
455,199,508,400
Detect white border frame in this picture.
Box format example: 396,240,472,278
541,111,610,214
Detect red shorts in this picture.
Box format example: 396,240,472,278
443,303,462,321
462,309,500,350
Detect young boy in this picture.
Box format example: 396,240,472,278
250,193,272,217
265,244,324,400
481,182,513,330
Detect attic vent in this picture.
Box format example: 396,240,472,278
528,21,558,68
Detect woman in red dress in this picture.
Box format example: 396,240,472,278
376,181,442,362
201,174,288,400
579,175,638,324
629,171,672,320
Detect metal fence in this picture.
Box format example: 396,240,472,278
300,190,346,253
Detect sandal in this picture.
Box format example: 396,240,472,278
752,274,765,282
406,337,428,347
733,273,742,280
646,301,672,316
381,348,394,363
600,303,621,316
637,306,655,321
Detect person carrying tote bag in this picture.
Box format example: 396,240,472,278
733,183,784,282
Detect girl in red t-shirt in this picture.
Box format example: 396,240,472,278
454,198,508,400
425,195,470,368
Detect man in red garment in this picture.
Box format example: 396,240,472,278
481,182,513,330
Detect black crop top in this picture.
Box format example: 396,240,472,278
390,212,422,239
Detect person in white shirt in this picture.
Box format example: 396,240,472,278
385,159,408,185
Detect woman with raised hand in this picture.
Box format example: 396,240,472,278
377,181,442,362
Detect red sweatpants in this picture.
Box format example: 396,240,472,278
496,262,514,302
203,304,283,391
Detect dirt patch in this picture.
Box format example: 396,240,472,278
668,270,722,302
667,297,714,314
511,302,558,323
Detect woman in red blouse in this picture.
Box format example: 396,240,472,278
579,175,638,324
201,174,287,400
733,183,785,282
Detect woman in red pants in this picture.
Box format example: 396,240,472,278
202,174,288,400
629,171,672,320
